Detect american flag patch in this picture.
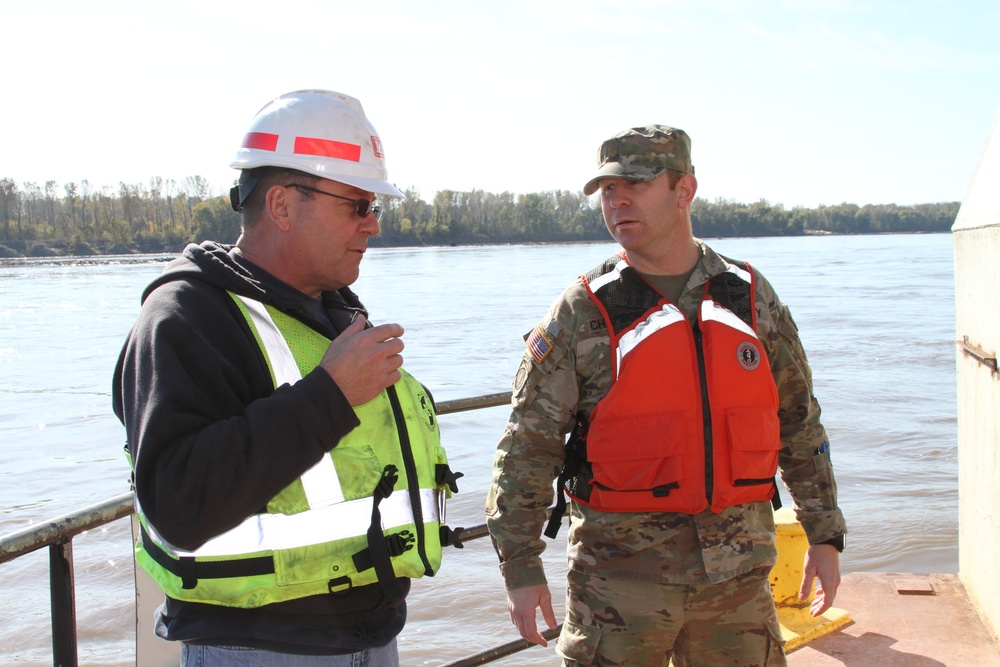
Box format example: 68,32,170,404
526,325,553,363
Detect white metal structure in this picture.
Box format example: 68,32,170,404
953,104,1000,643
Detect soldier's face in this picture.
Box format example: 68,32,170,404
599,175,687,257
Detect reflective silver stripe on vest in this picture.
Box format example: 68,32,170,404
147,487,442,558
617,303,686,379
725,262,752,284
702,262,756,337
234,295,346,508
588,258,628,292
700,299,757,338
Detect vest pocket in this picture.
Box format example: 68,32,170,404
274,537,366,587
328,444,384,502
588,411,694,494
725,407,781,485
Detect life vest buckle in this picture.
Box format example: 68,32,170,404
436,463,463,493
385,530,415,557
439,525,465,549
375,465,399,500
328,576,353,594
652,482,681,497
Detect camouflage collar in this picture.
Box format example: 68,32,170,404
689,240,737,287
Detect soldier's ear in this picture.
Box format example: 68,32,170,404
677,174,698,209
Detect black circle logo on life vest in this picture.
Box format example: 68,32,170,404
737,342,761,371
418,393,437,432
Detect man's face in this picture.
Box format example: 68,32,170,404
287,180,380,295
599,174,686,258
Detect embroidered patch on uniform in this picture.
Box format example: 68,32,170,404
513,362,528,392
737,342,761,371
526,325,554,364
588,317,607,333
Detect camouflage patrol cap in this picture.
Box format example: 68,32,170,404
583,125,694,196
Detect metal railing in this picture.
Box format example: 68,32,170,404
0,391,519,667
0,492,135,666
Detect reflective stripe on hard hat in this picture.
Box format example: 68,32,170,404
243,132,279,152
242,132,363,163
231,89,403,198
294,137,362,162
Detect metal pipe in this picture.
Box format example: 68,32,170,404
436,392,511,415
49,539,78,667
442,625,563,667
0,492,133,564
455,523,489,543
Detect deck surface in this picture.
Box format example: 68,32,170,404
787,572,1000,666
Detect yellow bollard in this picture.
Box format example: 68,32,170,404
769,507,852,652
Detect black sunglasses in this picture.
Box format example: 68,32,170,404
283,183,382,222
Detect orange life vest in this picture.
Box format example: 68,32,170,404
568,254,780,515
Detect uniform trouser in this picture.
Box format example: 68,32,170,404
555,566,786,667
180,639,398,667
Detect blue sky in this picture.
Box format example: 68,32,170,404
2,0,998,208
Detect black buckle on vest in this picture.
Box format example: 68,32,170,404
375,465,399,500
652,482,681,497
439,525,465,549
387,530,415,557
328,576,353,594
352,529,417,573
436,464,463,494
354,465,406,601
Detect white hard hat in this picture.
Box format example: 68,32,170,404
230,89,403,206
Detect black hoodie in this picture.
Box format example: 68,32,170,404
112,241,408,654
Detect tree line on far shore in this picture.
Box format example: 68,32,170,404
0,176,959,258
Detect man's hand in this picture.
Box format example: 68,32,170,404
800,544,841,616
319,317,404,406
507,584,557,647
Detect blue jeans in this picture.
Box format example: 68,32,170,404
180,639,399,667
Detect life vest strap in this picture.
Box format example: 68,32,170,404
362,465,406,600
140,524,275,589
352,529,416,572
770,479,783,510
544,411,590,539
734,477,774,487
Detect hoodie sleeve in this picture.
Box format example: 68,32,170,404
113,277,359,551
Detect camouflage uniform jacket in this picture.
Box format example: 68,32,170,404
486,240,846,589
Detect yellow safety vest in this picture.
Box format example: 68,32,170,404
133,293,457,608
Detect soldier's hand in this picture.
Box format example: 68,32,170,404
319,317,404,406
800,544,841,616
507,584,557,647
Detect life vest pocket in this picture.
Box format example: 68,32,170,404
725,407,781,485
328,443,385,502
274,536,368,587
587,411,696,495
